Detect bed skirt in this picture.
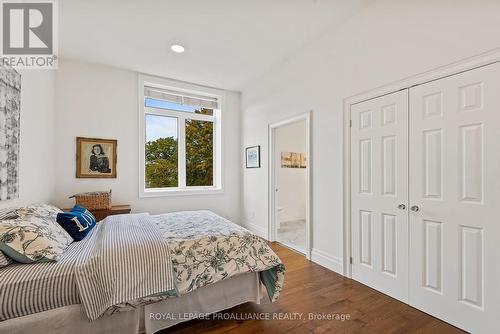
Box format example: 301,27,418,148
0,272,262,334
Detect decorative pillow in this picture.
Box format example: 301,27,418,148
56,205,97,241
0,206,74,263
14,203,63,220
0,251,12,268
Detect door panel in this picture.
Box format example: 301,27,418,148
409,62,500,333
351,90,409,301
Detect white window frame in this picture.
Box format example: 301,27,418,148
138,74,224,197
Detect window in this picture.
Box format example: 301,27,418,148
140,77,222,195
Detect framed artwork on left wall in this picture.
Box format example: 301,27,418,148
0,64,20,200
76,137,117,178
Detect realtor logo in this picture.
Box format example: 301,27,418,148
1,0,58,68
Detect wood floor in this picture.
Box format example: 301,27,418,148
161,243,467,334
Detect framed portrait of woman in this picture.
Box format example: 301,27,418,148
76,137,117,178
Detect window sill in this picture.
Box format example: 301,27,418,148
139,187,224,198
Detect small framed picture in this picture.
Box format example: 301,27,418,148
280,151,307,169
76,137,117,178
245,145,261,168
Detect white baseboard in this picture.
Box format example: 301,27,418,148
311,248,343,275
242,222,268,239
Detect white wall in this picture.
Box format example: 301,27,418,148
241,0,500,273
0,70,56,209
53,59,241,222
275,121,306,224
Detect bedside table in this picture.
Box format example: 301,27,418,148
91,205,132,221
64,205,131,221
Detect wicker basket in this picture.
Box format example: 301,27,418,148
69,190,112,210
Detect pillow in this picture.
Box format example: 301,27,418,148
0,251,12,268
56,205,97,241
0,206,74,263
15,203,63,220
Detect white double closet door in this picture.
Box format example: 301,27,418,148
351,62,500,333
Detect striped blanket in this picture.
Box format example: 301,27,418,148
74,213,177,320
0,241,82,320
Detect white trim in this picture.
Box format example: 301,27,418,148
178,117,187,188
138,74,225,197
342,48,500,277
141,187,224,197
268,111,312,260
311,248,343,275
342,94,352,278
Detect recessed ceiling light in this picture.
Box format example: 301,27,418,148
170,44,185,53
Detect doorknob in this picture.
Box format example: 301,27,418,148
410,205,420,212
397,204,406,210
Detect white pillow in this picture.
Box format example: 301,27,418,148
14,203,63,220
0,204,73,263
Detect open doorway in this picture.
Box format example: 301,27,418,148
269,112,311,258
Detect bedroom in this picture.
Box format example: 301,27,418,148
0,0,499,333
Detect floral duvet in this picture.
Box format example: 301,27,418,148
153,210,285,301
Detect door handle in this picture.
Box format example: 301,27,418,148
410,205,420,212
397,204,406,210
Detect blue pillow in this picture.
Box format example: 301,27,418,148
56,205,97,241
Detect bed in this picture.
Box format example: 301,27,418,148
0,210,285,334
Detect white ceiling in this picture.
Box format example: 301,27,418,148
60,0,371,91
